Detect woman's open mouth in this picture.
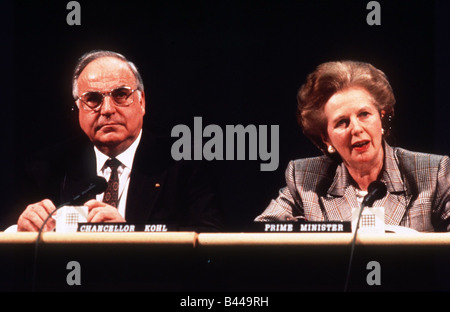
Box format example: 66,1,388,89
351,140,370,152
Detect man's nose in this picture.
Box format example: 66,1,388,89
99,95,116,115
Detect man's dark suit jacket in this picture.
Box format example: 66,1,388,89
3,129,223,232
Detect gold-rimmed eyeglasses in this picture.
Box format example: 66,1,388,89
76,86,139,111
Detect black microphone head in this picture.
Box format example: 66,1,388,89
368,180,387,197
363,181,387,207
89,176,108,194
71,176,108,205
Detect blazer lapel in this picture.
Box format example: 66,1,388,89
377,192,411,225
320,192,354,221
320,162,354,221
318,143,411,224
379,144,411,225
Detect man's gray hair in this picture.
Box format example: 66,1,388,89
72,50,144,100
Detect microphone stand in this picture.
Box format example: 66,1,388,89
31,176,107,291
344,181,386,291
32,201,70,292
344,200,367,292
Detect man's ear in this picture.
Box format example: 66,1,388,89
73,100,80,110
139,90,146,115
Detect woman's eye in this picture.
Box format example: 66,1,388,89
336,119,348,128
359,111,370,117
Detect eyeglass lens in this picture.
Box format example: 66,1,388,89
81,87,134,108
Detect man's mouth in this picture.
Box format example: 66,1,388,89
96,123,122,131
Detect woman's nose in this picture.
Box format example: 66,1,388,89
350,117,363,135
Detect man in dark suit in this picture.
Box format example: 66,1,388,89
9,50,222,232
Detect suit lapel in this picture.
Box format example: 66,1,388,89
377,192,411,225
320,191,354,221
380,144,411,225
60,137,98,205
123,130,174,223
318,143,411,224
125,167,167,223
56,131,175,222
319,162,354,221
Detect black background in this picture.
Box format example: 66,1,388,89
1,0,449,230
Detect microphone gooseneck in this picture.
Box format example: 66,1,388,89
32,176,108,291
344,180,387,292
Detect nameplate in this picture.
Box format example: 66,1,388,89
77,223,175,232
250,221,351,233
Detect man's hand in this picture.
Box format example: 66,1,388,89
17,199,56,232
84,199,126,223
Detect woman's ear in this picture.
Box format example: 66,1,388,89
380,110,393,137
321,133,331,147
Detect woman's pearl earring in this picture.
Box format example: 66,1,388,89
328,145,336,154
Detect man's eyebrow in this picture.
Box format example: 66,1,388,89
83,85,130,93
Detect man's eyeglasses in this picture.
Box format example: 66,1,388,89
76,86,139,111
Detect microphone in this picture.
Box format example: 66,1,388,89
344,180,387,292
361,180,387,208
36,176,108,235
69,176,108,206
